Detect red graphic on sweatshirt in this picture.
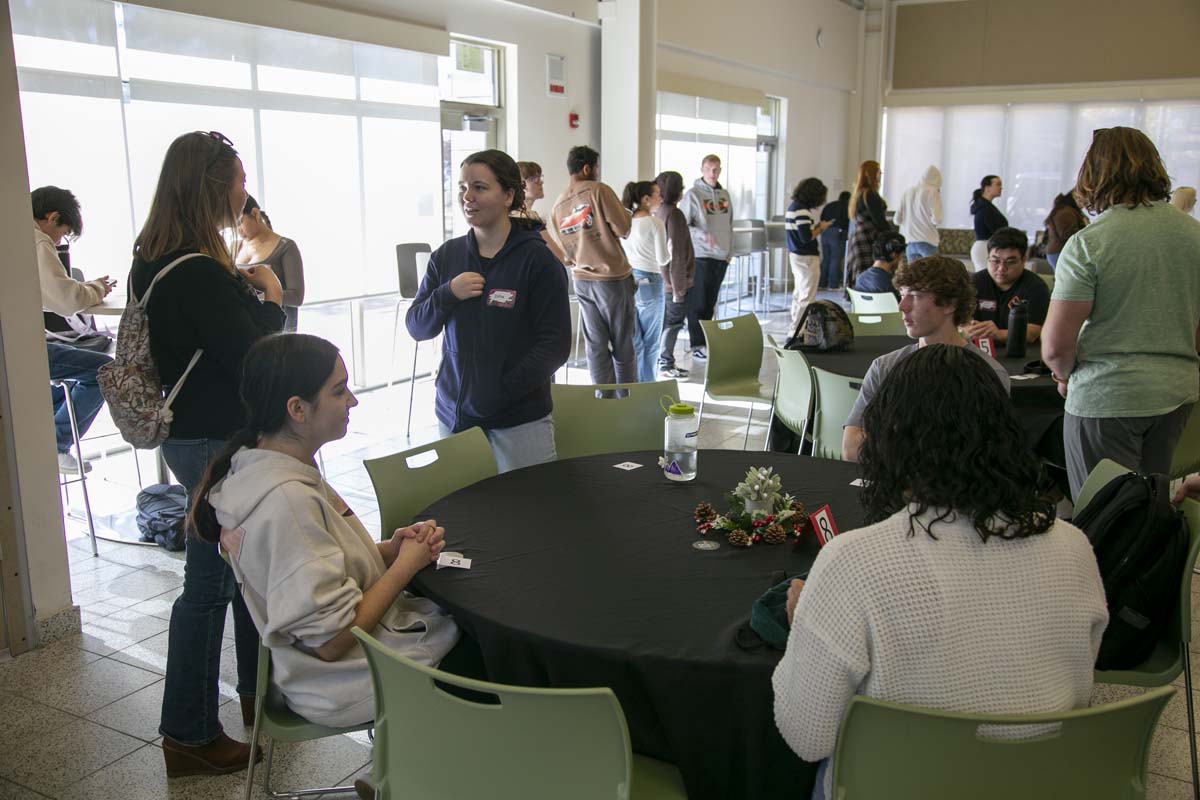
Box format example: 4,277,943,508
559,203,595,236
702,197,730,215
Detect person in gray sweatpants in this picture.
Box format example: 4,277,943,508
573,277,638,384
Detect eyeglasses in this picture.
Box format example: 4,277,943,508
987,256,1022,268
527,175,544,183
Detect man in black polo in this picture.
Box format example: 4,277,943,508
963,227,1050,345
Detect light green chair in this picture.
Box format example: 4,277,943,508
352,627,687,800
810,366,860,461
846,287,900,315
849,311,907,336
244,642,373,800
698,314,776,450
767,335,812,454
831,687,1173,799
363,427,497,538
1037,272,1055,292
1171,409,1200,479
552,379,677,460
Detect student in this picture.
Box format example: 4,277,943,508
129,131,285,777
31,186,115,474
620,180,671,382
408,149,571,473
193,334,461,729
893,166,943,261
1043,127,1200,499
841,255,1009,462
845,160,888,289
969,175,1007,271
785,177,830,327
654,171,695,379
679,154,734,361
852,230,905,299
514,160,566,263
819,191,850,290
236,196,305,331
1043,191,1087,270
548,145,636,385
963,227,1050,345
774,344,1107,800
1171,186,1196,217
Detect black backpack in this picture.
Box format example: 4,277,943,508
785,300,854,352
136,483,189,552
1073,471,1189,670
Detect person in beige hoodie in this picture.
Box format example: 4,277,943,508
548,145,637,384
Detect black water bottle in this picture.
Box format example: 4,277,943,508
1006,300,1028,359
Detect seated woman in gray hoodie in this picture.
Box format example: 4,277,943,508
189,333,462,728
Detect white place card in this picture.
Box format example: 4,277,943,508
436,551,472,570
613,462,643,470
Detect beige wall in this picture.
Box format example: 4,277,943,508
656,0,863,201
893,0,1200,90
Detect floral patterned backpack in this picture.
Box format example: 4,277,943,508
98,253,204,449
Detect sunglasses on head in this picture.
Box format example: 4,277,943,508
204,130,233,148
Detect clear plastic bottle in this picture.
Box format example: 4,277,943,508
662,400,699,482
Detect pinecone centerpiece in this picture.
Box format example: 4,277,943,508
693,467,816,548
763,522,788,545
694,502,717,525
727,529,752,548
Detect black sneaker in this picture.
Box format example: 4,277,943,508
691,348,707,361
659,365,689,379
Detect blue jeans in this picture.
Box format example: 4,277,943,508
47,343,111,453
632,269,664,382
159,437,259,745
1047,252,1059,271
906,241,938,261
819,227,844,289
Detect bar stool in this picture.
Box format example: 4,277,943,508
52,378,98,557
388,243,433,439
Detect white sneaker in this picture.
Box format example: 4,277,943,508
57,451,92,474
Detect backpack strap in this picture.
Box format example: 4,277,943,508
162,349,203,413
135,252,206,307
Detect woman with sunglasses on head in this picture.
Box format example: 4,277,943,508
513,160,566,263
129,131,285,777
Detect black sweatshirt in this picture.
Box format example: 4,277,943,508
130,250,285,440
970,196,1008,241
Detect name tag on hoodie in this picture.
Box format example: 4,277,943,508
487,288,517,309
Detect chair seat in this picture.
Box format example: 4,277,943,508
705,378,775,405
1096,640,1183,688
261,692,373,743
631,754,688,799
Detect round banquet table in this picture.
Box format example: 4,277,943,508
411,450,867,800
803,335,1064,447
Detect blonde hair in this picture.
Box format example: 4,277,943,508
133,132,241,270
1074,127,1171,215
1171,186,1197,215
849,160,881,222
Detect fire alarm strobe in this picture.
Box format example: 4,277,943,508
569,113,580,129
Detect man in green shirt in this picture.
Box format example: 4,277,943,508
1043,127,1200,499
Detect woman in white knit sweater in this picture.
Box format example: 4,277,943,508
772,344,1107,799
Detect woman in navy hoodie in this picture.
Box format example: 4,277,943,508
407,149,571,473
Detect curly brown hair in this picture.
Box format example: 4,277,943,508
894,255,976,326
1075,127,1172,214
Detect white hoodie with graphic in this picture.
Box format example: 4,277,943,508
893,165,944,247
210,448,458,728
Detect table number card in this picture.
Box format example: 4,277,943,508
810,505,840,547
971,336,996,358
436,552,472,570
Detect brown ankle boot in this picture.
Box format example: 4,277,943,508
240,694,257,727
162,732,263,778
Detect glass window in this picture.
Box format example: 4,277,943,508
1005,104,1072,234
941,105,1006,231
880,107,943,207
438,41,498,105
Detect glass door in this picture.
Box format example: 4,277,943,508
441,105,498,241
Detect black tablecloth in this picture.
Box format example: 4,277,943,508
412,450,866,800
804,336,1064,446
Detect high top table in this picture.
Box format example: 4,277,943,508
411,450,867,800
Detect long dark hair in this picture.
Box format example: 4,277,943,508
972,175,999,203
656,171,684,206
859,344,1054,541
1044,190,1085,229
190,334,341,543
461,149,525,212
791,177,828,210
622,180,656,213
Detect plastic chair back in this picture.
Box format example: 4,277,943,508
846,288,900,315
768,335,812,446
850,311,908,336
1073,458,1132,511
810,367,860,461
831,687,1172,800
363,427,497,537
699,314,765,389
552,380,677,460
353,627,635,800
1171,409,1200,478
1037,272,1055,292
396,243,432,300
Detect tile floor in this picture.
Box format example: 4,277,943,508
5,290,1195,798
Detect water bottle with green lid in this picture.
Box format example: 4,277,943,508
660,396,698,482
